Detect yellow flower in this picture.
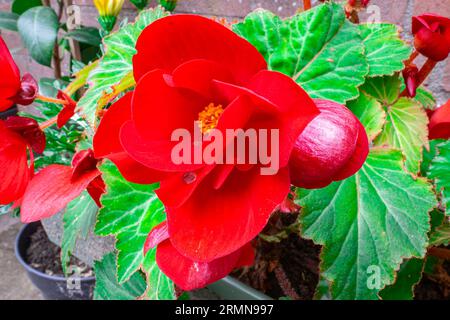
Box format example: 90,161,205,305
93,0,124,18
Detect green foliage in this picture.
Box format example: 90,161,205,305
95,161,166,285
20,101,86,168
17,6,58,66
379,258,424,300
359,24,411,77
428,141,450,215
65,27,102,47
298,148,436,300
11,0,42,15
61,192,98,274
358,75,429,174
94,252,147,300
142,249,175,300
0,12,19,31
77,7,169,126
235,3,367,104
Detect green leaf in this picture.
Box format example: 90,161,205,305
61,192,98,274
77,7,168,126
94,252,147,300
11,0,42,15
429,220,450,247
359,24,411,77
374,98,429,174
0,12,19,31
421,139,445,176
233,9,282,62
415,87,436,110
17,6,58,66
379,258,424,300
95,160,166,283
20,101,85,168
142,249,176,300
360,75,429,174
65,27,101,47
235,3,368,104
298,148,436,300
428,141,450,214
347,92,386,141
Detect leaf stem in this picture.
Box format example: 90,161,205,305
36,94,70,106
39,116,58,130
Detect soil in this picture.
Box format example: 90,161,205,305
26,224,93,278
234,211,450,300
234,211,321,300
414,260,450,300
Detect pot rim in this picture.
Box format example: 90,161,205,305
15,222,95,282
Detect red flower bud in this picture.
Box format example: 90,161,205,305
402,64,419,98
289,100,369,189
412,13,450,62
4,116,45,154
428,99,450,140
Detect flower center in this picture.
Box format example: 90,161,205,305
198,103,224,134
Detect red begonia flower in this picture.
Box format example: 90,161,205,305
0,116,45,204
56,91,77,128
429,99,450,140
94,15,319,264
144,222,255,291
289,100,369,189
0,36,38,111
21,149,102,222
412,14,450,62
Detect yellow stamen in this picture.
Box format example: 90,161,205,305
198,103,224,134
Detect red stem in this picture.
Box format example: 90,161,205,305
428,247,450,260
303,0,311,10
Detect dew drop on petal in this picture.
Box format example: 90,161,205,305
183,172,197,184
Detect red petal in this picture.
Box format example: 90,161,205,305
172,59,234,100
120,120,204,172
4,116,45,154
71,149,98,181
132,69,206,142
56,91,77,128
0,134,30,204
94,92,167,184
429,100,450,140
167,166,290,262
133,15,266,84
0,36,21,111
21,165,101,223
156,240,255,291
87,175,106,207
144,222,169,254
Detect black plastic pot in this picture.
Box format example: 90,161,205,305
0,106,18,120
208,277,272,300
15,222,96,300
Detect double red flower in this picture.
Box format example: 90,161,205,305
0,36,38,111
412,14,450,62
94,15,320,290
0,116,45,205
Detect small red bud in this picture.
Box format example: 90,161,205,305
402,64,419,98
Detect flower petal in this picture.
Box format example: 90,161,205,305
94,92,167,184
0,36,21,111
21,165,100,223
429,99,450,140
156,240,255,291
166,166,290,262
133,15,266,84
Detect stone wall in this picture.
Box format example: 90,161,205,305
1,0,449,104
